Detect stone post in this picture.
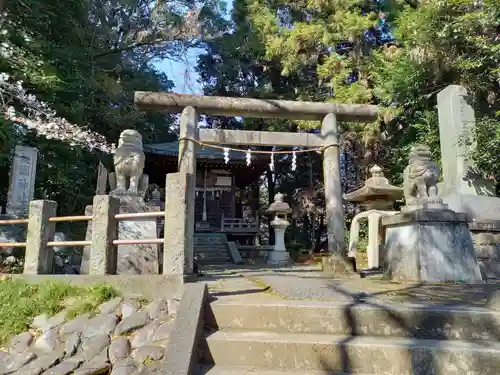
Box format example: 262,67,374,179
163,172,192,277
89,195,119,275
321,114,345,251
24,200,57,274
178,106,199,274
178,106,198,176
367,211,384,269
321,113,351,273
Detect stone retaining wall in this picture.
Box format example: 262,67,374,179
0,296,179,375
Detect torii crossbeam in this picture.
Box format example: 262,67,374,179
134,91,379,275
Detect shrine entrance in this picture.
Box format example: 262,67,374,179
134,92,378,274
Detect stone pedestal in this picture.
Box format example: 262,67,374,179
382,209,483,283
468,220,500,279
267,217,290,265
81,196,160,274
433,192,500,278
436,191,500,222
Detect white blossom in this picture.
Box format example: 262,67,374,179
0,12,114,153
0,76,115,153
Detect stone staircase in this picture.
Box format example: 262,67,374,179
196,298,500,374
194,233,232,265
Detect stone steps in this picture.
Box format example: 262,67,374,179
197,257,232,265
194,234,232,264
200,330,500,374
200,299,500,374
195,240,228,245
195,364,361,374
196,252,231,264
207,299,500,341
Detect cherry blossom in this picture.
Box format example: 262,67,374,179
0,74,114,153
0,13,114,153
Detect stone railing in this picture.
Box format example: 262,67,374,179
0,196,166,276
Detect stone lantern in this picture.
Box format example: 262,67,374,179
265,193,293,265
343,165,403,270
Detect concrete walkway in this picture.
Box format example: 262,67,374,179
198,263,500,308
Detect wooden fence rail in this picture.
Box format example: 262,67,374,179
47,240,91,247
0,218,29,225
49,215,93,222
0,242,26,248
115,211,164,220
0,197,167,275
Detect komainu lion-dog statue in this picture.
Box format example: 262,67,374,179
403,144,440,207
109,129,148,197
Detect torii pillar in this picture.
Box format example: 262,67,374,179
134,92,379,275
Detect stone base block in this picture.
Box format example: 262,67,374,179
401,197,449,213
469,221,500,270
81,197,160,275
382,209,483,283
441,193,500,221
266,249,290,265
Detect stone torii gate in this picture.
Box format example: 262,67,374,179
134,92,378,274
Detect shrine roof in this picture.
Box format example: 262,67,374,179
144,140,247,161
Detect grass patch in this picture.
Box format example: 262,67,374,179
0,278,118,345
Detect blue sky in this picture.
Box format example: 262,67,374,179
153,1,234,94
153,47,205,94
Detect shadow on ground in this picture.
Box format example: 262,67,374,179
319,283,500,375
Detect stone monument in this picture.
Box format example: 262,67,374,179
81,130,160,274
266,193,292,265
437,85,496,198
344,165,402,270
6,145,38,215
437,85,500,277
382,144,483,283
1,146,38,260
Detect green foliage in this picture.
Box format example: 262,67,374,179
1,0,226,214
246,0,499,182
469,116,500,179
197,0,499,251
344,221,368,253
0,278,118,344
